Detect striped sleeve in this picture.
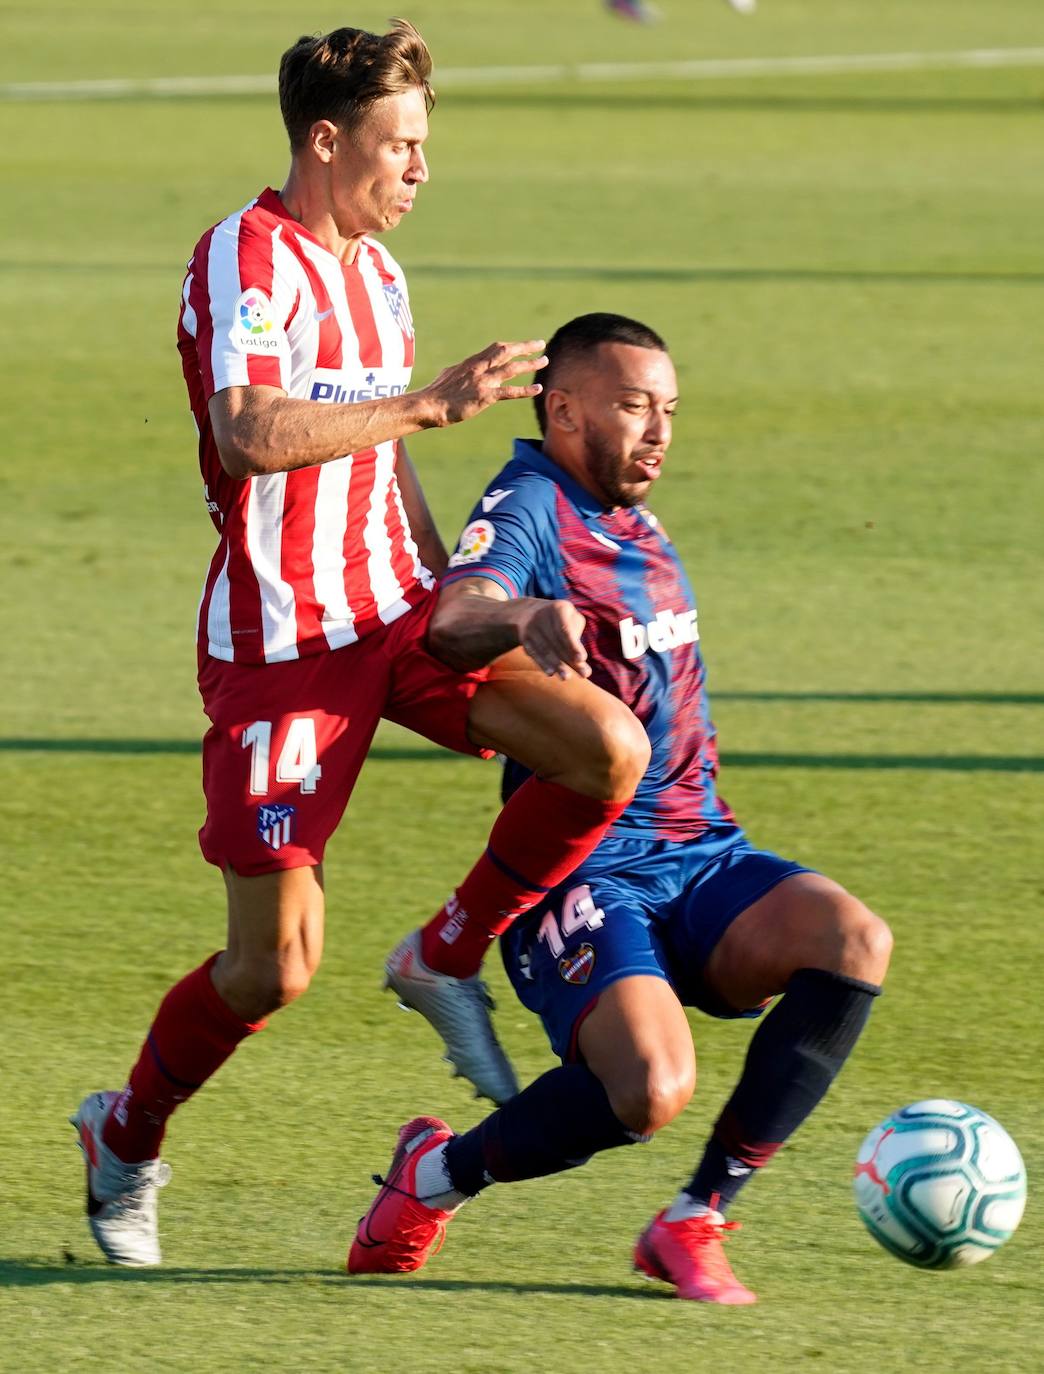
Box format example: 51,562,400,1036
187,204,298,399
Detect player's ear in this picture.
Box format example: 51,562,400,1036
310,120,339,163
546,389,577,433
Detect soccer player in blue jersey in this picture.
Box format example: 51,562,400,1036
354,313,893,1302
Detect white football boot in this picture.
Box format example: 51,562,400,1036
70,1090,171,1267
385,930,520,1104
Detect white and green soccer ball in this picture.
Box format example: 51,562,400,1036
853,1099,1027,1269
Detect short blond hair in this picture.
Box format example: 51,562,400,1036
278,19,434,150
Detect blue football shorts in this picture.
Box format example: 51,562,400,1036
500,824,810,1062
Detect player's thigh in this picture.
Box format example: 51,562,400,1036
501,871,672,1061
198,649,385,878
703,871,892,1012
380,594,494,758
659,839,810,1018
578,976,695,1135
468,649,649,796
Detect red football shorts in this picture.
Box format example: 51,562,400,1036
197,591,491,876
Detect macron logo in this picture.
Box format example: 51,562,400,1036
481,488,513,513
619,608,699,661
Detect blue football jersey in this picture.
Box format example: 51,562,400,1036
442,439,734,839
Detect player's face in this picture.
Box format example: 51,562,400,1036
575,344,678,508
330,86,429,236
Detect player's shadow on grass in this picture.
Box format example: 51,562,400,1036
0,1259,663,1300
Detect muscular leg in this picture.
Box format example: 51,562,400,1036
577,976,695,1137
468,650,649,802
214,864,325,1020
679,872,893,1214
419,652,650,977
432,975,691,1201
103,865,325,1162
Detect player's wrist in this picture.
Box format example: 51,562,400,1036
410,385,449,430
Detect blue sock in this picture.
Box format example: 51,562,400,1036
444,1063,642,1197
686,967,881,1213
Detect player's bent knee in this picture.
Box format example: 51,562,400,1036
214,954,316,1021
606,1059,695,1137
825,897,893,985
574,699,650,801
847,906,894,983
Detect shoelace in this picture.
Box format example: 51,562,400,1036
360,1173,447,1259
110,1162,172,1215
673,1216,742,1283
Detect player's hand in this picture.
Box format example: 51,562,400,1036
518,600,591,680
421,341,548,427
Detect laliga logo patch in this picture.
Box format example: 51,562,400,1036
448,518,496,568
231,288,280,353
558,942,596,986
257,802,295,851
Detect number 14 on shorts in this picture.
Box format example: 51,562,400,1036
537,885,606,958
242,719,322,795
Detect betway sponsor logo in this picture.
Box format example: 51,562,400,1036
307,365,410,405
619,608,699,661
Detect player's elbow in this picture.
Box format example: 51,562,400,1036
215,435,260,480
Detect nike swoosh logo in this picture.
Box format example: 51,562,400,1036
314,307,334,322
481,488,513,512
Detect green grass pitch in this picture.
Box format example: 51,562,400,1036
2,1,1042,1369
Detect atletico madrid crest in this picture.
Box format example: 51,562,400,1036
383,281,414,338
257,803,295,852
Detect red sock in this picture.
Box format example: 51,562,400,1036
420,777,629,977
102,953,265,1163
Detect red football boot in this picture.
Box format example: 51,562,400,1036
348,1117,457,1275
634,1208,757,1304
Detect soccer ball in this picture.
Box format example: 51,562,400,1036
853,1099,1027,1269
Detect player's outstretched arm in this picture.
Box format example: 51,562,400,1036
429,576,590,680
208,341,547,479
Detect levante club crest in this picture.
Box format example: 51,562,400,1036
558,943,596,986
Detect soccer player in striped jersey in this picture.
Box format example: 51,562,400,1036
71,27,651,1268
352,313,893,1303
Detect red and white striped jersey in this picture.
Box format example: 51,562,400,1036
177,187,433,665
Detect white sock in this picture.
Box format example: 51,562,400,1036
413,1140,469,1211
664,1191,723,1224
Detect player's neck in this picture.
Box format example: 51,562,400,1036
542,440,616,512
276,175,367,264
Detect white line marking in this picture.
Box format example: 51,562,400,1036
3,48,1044,100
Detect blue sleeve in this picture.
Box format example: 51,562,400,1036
441,475,557,599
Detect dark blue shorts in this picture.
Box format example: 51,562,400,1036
500,825,810,1062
